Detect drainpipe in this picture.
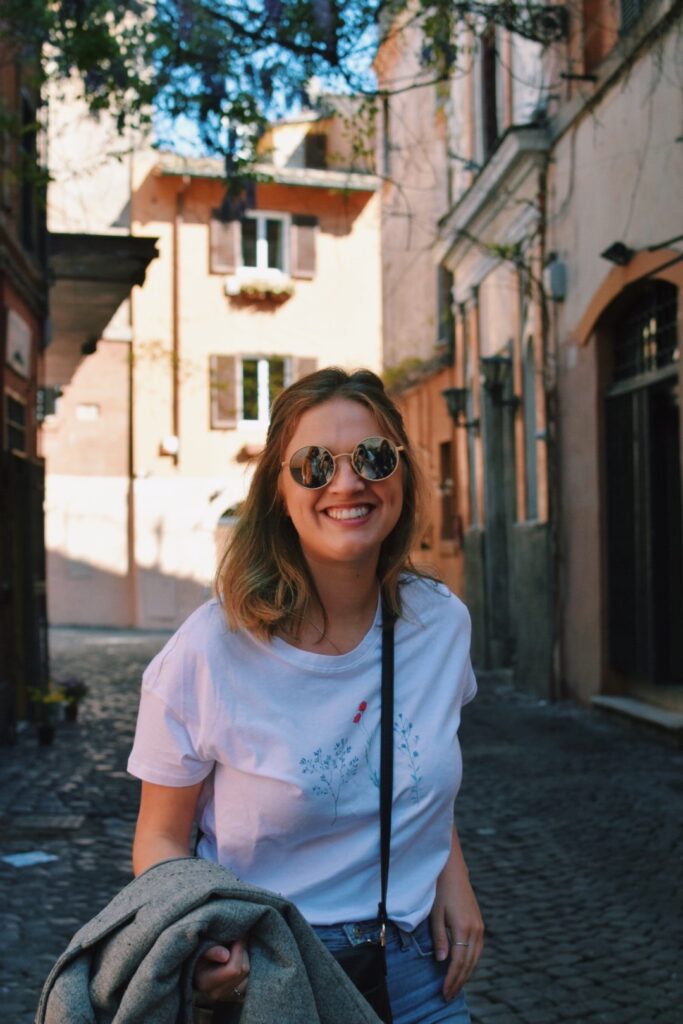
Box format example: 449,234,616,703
171,174,190,467
127,144,139,628
538,156,562,701
126,290,138,628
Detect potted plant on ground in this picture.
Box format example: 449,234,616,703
59,676,89,722
29,685,66,745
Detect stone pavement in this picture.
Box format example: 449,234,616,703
0,628,681,1024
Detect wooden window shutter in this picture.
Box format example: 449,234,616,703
292,356,318,382
291,215,318,280
304,133,327,169
209,211,240,274
209,355,237,429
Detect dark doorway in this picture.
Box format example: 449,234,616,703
482,370,517,669
604,281,682,685
650,380,683,681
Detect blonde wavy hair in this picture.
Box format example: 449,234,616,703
216,367,433,640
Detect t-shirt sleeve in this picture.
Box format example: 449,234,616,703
127,639,215,787
461,656,478,706
453,594,477,707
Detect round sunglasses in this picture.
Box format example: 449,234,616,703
282,436,405,490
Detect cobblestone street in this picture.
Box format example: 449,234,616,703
0,628,681,1023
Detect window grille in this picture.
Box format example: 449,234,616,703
612,281,678,384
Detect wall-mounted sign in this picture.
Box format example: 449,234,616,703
6,308,33,379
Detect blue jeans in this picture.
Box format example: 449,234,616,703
313,918,471,1024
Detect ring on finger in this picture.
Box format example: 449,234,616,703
452,941,471,948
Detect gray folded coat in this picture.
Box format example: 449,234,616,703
35,857,382,1024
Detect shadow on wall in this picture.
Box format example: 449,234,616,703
47,549,213,631
132,165,373,238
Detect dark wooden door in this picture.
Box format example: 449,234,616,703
604,280,681,686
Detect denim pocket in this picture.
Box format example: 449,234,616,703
312,925,352,955
407,918,438,958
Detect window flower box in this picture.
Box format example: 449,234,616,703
225,276,294,303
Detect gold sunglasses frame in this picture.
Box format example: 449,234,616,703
281,436,405,490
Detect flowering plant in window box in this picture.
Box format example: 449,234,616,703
225,276,294,303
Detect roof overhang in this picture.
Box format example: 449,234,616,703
435,125,550,296
156,152,380,193
46,232,158,386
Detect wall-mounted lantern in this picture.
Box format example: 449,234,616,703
442,386,479,430
600,241,634,266
480,355,520,409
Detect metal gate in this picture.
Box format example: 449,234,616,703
604,281,682,685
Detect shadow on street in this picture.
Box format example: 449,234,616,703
0,628,680,1023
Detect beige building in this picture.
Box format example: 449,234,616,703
377,0,682,715
43,106,382,629
374,13,452,371
547,0,683,713
376,9,550,679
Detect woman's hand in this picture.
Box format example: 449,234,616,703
429,826,484,1001
193,940,251,1003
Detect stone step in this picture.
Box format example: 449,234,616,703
591,694,683,747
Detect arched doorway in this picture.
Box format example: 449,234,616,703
604,280,682,687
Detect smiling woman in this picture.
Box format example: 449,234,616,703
277,400,405,613
128,368,484,1024
218,368,426,644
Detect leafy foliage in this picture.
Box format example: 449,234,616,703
1,1,557,176
2,2,384,170
0,1,505,165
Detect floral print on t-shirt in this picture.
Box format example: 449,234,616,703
394,712,422,803
299,698,423,822
299,739,360,824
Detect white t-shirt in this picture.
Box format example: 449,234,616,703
127,576,476,930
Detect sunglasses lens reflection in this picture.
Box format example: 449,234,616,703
353,437,398,481
290,437,399,489
290,446,334,488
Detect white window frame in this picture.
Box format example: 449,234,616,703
239,211,291,278
238,355,292,426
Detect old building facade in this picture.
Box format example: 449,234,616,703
378,0,682,707
44,107,383,629
0,51,50,741
548,0,683,709
376,6,550,681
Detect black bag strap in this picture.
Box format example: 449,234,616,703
378,599,395,943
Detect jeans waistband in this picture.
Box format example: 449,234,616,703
313,918,421,951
